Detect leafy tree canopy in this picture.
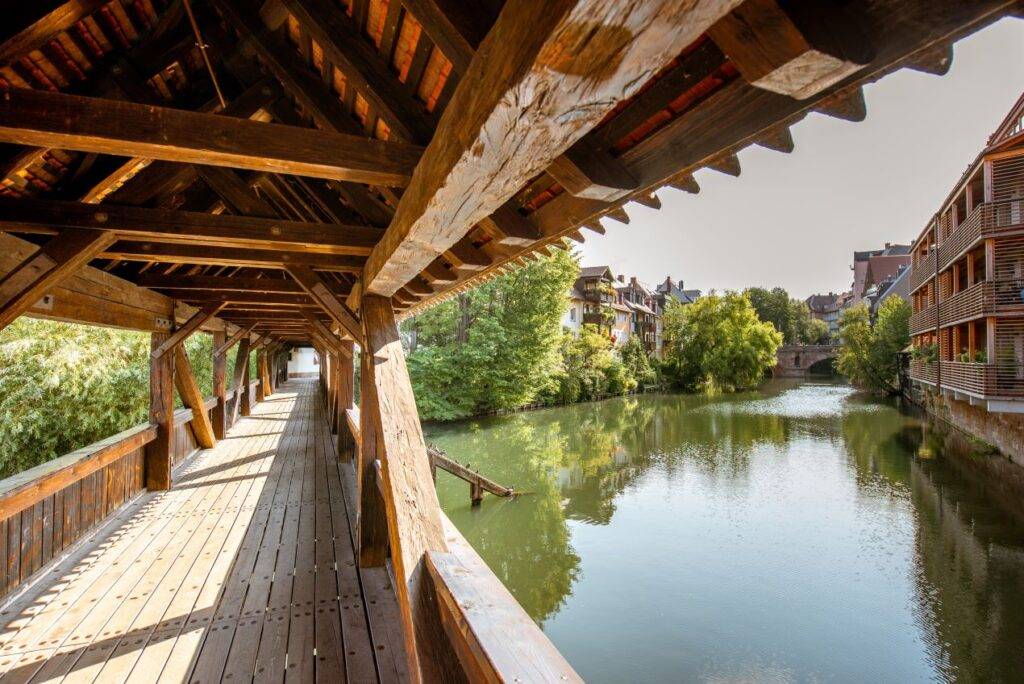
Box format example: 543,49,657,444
661,291,782,392
836,298,910,394
746,286,829,344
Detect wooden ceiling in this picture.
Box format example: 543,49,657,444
0,0,1019,347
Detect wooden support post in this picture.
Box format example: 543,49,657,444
174,345,216,449
358,341,391,569
212,330,228,440
231,338,251,424
241,348,252,417
360,293,454,680
256,350,267,402
337,340,356,462
146,332,174,491
0,228,115,333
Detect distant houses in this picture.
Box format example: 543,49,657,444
562,268,702,356
805,243,913,337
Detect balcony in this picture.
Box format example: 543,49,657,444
908,279,1024,334
910,200,1024,293
909,249,936,292
583,312,610,327
910,359,1024,398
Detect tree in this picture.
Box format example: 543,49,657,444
662,291,782,392
619,335,655,388
404,248,579,420
746,287,828,344
836,298,910,394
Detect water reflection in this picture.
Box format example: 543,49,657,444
426,381,1024,681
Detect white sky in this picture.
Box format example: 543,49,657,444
579,18,1024,300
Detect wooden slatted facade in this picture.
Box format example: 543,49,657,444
0,0,1021,681
909,93,1024,410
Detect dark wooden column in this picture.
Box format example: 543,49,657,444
357,342,389,568
256,349,266,402
337,340,356,462
146,331,174,490
231,338,250,424
241,348,252,417
212,330,227,440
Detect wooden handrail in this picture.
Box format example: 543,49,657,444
427,515,582,683
0,422,157,520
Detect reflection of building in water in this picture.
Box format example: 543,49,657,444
910,439,1024,681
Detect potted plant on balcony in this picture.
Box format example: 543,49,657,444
911,343,938,364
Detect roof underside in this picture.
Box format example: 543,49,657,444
0,0,1019,347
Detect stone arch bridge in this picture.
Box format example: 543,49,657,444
774,344,840,378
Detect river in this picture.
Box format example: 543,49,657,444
424,380,1024,682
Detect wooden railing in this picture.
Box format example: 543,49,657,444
910,359,1024,398
341,403,581,682
910,248,936,292
908,279,1024,334
0,393,229,603
910,201,1024,294
938,200,1024,271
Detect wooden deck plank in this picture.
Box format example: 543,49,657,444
0,381,396,683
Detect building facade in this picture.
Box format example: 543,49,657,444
805,292,849,336
561,269,702,356
908,93,1024,413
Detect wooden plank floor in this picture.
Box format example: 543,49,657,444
0,380,408,683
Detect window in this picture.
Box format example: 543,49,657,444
569,307,576,322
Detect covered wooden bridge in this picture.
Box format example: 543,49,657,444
0,0,1017,680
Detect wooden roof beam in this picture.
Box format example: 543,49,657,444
286,264,363,342
706,0,873,100
0,228,116,333
0,197,383,255
152,302,226,358
104,242,366,271
356,0,743,302
0,89,421,186
135,274,306,293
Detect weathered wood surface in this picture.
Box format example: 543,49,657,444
0,88,421,186
357,0,742,299
0,380,407,682
427,516,583,683
174,346,217,450
0,228,116,332
0,424,154,523
360,295,456,681
146,332,175,491
0,197,384,255
707,0,872,100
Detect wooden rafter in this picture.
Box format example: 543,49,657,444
0,89,421,186
0,197,383,255
357,0,742,300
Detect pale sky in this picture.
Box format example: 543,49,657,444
580,18,1024,300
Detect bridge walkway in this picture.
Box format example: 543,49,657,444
0,380,407,683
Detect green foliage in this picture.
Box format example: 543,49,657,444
661,291,782,392
546,325,637,404
746,286,828,344
836,298,910,394
405,249,579,420
0,319,150,477
619,335,655,387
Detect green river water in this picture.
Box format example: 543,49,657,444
425,380,1024,683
